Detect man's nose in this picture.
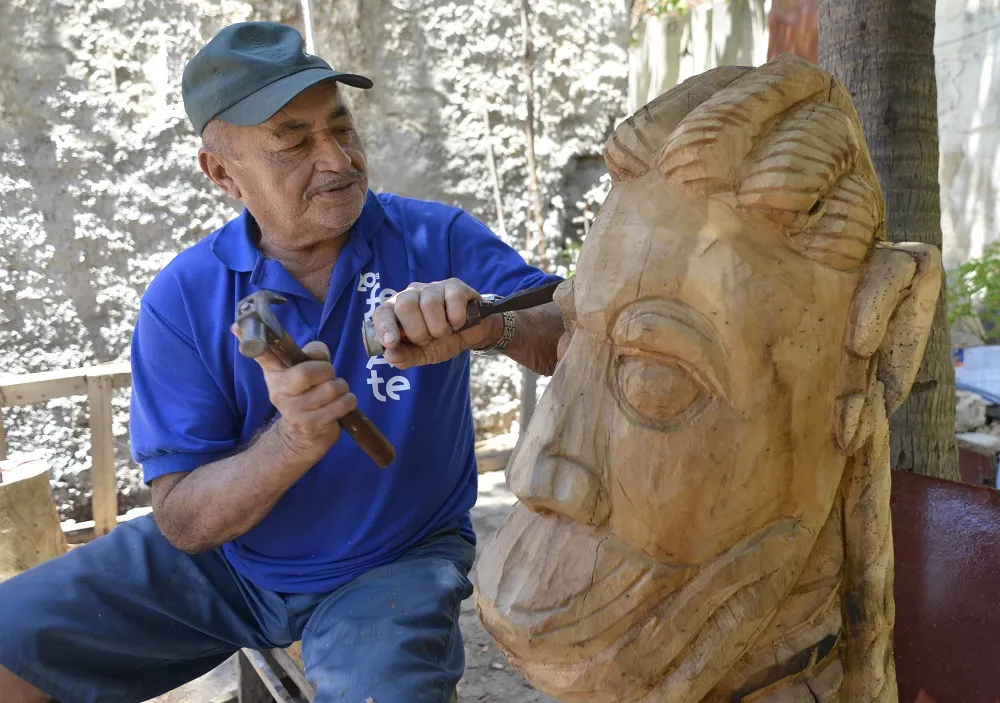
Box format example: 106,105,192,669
314,131,352,172
506,340,611,526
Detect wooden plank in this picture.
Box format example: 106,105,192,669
270,647,315,702
62,507,153,544
86,375,117,537
476,449,513,474
240,649,296,703
0,362,131,407
238,650,277,703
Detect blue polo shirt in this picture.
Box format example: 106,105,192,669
128,191,560,593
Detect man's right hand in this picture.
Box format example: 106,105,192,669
231,326,357,462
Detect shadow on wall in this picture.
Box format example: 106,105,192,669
0,0,302,521
936,2,1000,271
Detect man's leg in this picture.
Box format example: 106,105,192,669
300,524,476,703
0,514,289,703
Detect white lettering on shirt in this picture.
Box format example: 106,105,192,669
358,270,409,404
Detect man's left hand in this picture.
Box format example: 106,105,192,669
371,278,500,369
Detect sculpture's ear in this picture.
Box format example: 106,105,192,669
835,243,942,452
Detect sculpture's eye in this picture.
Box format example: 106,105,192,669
613,355,714,430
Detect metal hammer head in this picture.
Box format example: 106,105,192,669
235,290,288,359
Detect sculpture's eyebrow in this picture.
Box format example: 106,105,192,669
611,300,732,403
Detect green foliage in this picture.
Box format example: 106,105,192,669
558,237,583,278
629,0,690,46
647,0,689,15
947,241,1000,343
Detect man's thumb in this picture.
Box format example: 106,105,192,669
302,340,331,362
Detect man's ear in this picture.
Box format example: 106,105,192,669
835,243,942,452
198,148,241,201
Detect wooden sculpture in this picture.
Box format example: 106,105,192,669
471,53,941,703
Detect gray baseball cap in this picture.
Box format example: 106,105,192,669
182,21,373,135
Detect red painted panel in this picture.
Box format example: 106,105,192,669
891,470,1000,702
767,0,818,63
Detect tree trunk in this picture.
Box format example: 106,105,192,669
819,0,959,480
0,457,67,582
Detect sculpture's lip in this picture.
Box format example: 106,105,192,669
474,503,808,691
473,504,691,659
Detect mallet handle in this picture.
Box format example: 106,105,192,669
268,331,396,469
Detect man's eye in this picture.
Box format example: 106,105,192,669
612,355,713,431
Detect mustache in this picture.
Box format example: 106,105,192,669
304,172,363,199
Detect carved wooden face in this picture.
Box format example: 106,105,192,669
474,54,942,703
507,174,860,566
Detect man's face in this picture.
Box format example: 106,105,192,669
507,173,862,565
202,81,368,249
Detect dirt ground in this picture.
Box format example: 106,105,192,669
455,471,557,703
153,470,555,703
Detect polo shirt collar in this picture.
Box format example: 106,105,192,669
210,190,387,274
211,207,259,273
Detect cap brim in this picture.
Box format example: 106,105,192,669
214,68,373,128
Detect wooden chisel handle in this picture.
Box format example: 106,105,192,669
270,331,396,469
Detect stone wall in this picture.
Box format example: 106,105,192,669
0,0,628,520
936,0,1000,271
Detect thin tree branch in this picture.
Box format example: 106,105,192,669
482,106,508,240
520,0,547,269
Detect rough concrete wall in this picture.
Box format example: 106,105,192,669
627,0,771,115
936,0,1000,271
0,0,628,519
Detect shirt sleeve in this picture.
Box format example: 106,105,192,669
447,211,564,296
128,301,241,484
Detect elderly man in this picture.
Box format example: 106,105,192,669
0,21,562,703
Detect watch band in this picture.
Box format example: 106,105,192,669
472,294,516,356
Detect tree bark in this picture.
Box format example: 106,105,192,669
819,0,959,480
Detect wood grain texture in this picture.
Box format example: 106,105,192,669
87,375,118,537
471,53,940,703
0,457,67,582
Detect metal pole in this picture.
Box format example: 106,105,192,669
301,0,316,54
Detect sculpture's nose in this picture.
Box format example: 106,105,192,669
506,338,611,527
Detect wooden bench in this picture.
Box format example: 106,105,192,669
237,642,458,702
237,644,314,702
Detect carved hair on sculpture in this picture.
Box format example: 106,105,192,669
472,53,940,703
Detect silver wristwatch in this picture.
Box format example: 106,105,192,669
472,294,516,356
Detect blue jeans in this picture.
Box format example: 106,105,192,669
0,514,475,703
